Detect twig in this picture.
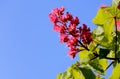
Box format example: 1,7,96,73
78,41,89,51
105,57,119,60
104,61,114,71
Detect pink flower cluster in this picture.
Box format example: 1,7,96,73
49,7,93,58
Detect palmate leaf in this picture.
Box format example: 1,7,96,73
103,18,114,42
79,46,98,63
93,26,104,36
92,6,115,44
79,67,96,79
79,47,108,75
89,58,108,75
79,48,90,63
109,63,120,79
92,7,112,25
56,64,84,79
56,73,62,79
56,63,96,79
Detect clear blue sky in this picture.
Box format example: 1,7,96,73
0,0,112,79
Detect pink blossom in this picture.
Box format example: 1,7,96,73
59,7,65,13
64,12,73,20
116,20,120,32
68,47,78,58
79,24,93,45
74,17,79,25
52,8,60,16
53,24,66,33
53,24,60,32
60,33,69,43
67,37,78,47
71,17,79,25
49,7,93,58
68,24,76,33
100,4,107,8
49,13,58,23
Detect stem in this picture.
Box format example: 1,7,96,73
105,57,119,60
90,56,98,61
91,52,120,61
104,61,114,71
78,41,89,51
114,17,117,59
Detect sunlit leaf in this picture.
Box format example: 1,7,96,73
79,47,90,63
89,58,108,75
92,6,116,48
56,73,62,79
93,26,104,36
112,0,120,6
92,7,112,26
109,63,120,79
103,18,114,42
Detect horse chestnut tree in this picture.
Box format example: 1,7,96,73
49,0,120,79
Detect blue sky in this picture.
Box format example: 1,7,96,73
0,0,112,79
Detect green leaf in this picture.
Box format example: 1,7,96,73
117,51,120,58
107,50,115,58
56,64,85,79
79,47,90,63
111,1,120,19
89,58,108,75
56,62,97,79
93,26,104,36
56,73,62,79
117,32,120,44
99,59,108,71
92,8,112,26
112,0,120,6
79,67,96,79
109,63,120,79
99,48,110,59
103,18,114,43
61,71,68,79
71,67,85,79
93,6,115,45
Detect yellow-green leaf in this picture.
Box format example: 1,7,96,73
112,0,120,6
92,8,112,25
56,73,62,79
89,58,108,75
79,49,89,63
103,18,114,43
109,63,120,79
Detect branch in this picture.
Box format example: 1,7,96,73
105,57,119,60
104,61,114,71
114,17,117,59
78,41,89,51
